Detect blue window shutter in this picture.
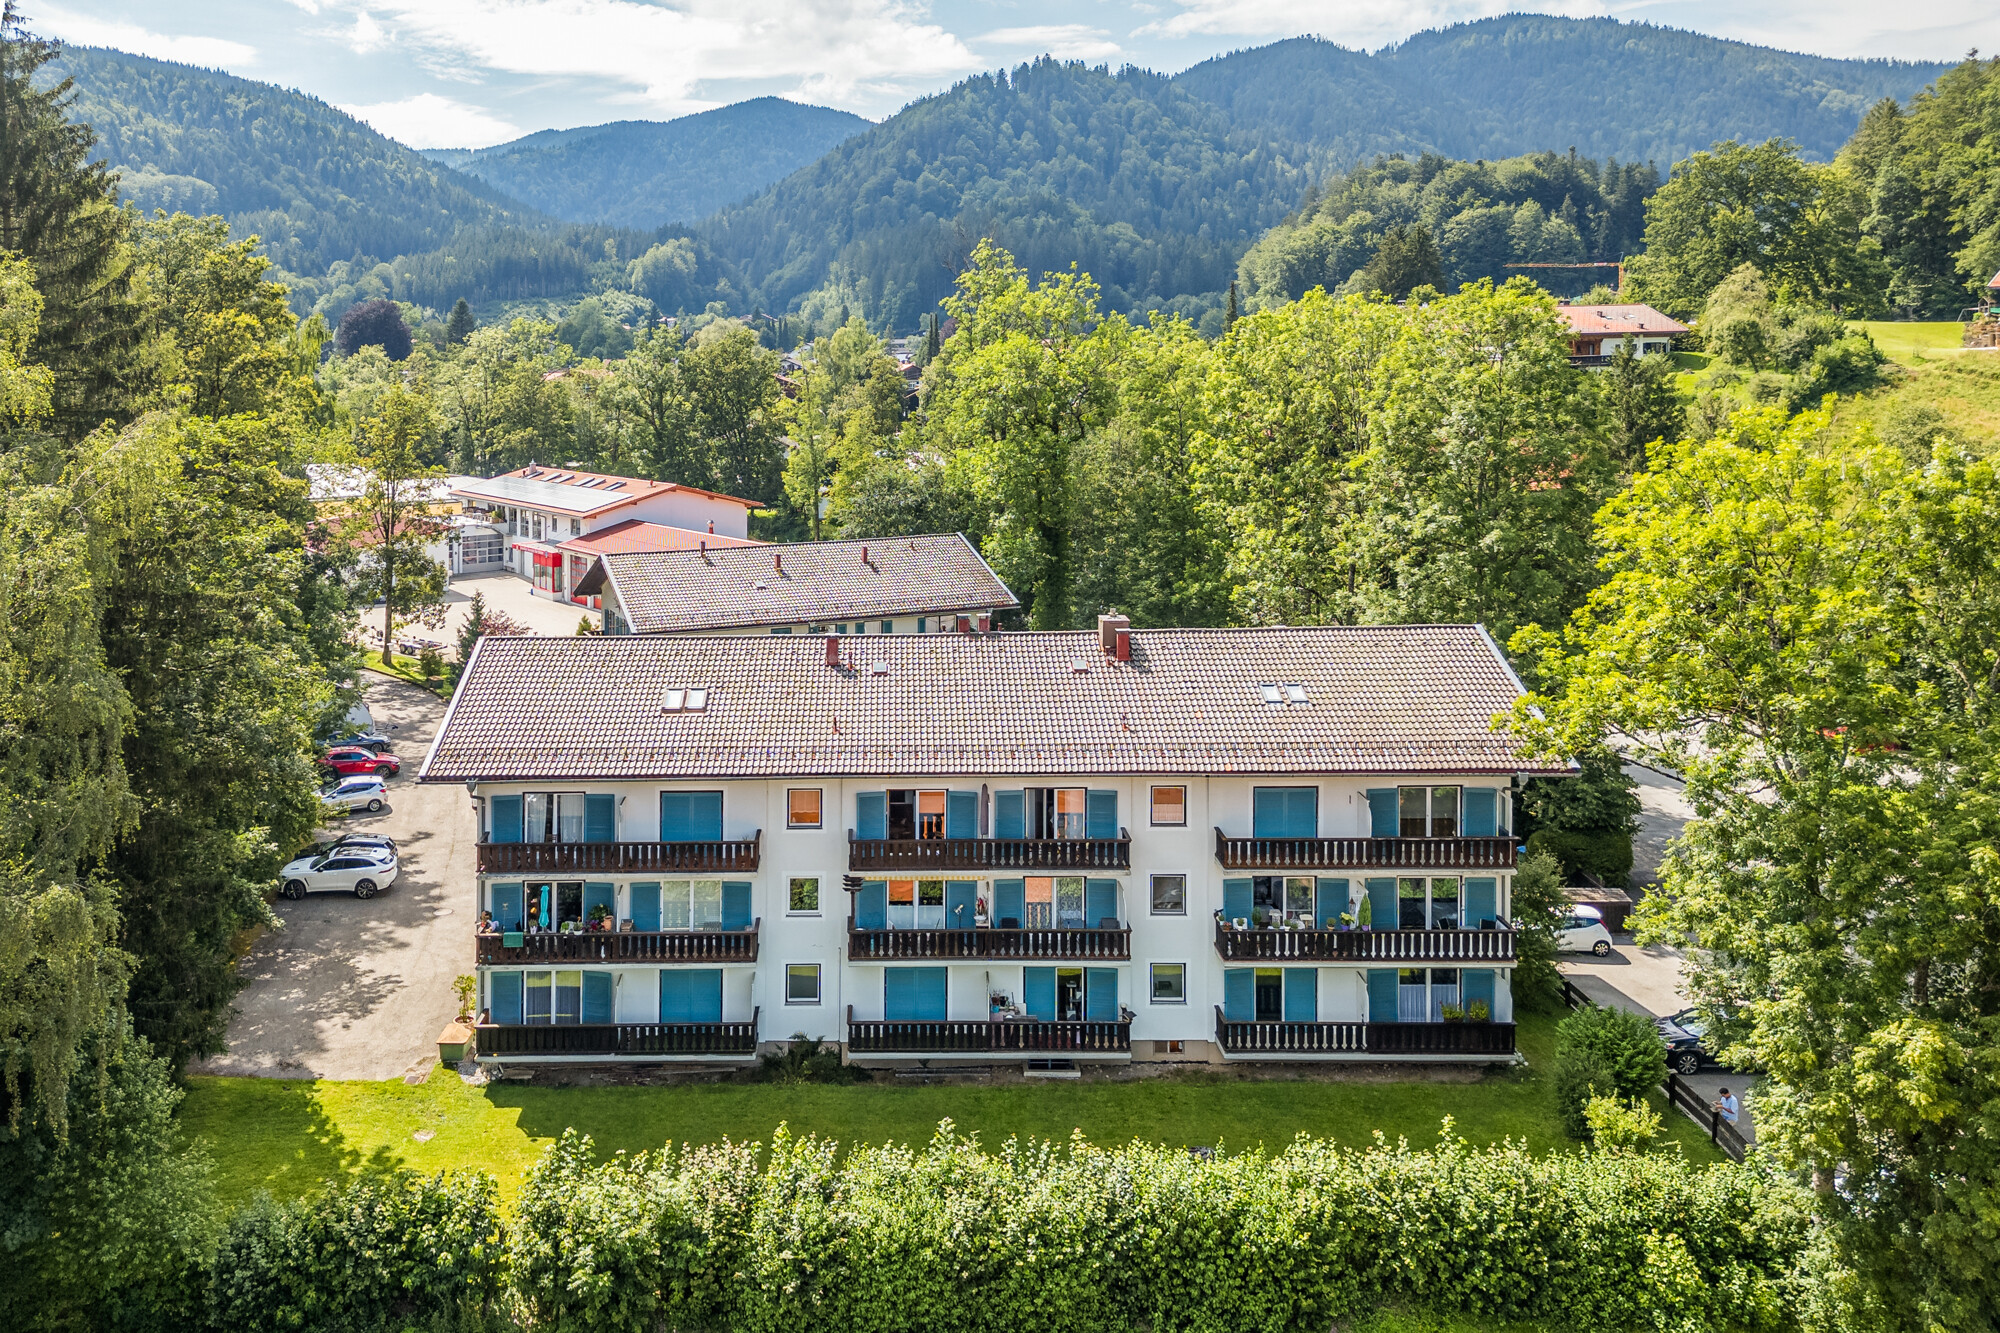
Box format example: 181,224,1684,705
1462,788,1497,838
885,968,945,1020
1252,787,1285,838
1366,877,1397,930
690,970,722,1022
1085,879,1118,927
1284,969,1318,1021
994,879,1025,926
946,880,978,929
489,971,523,1025
857,880,887,929
721,881,752,930
628,882,661,932
661,969,722,1022
856,791,887,840
660,792,687,841
1024,967,1056,1020
1223,877,1253,922
1223,969,1255,1021
658,969,682,1020
994,790,1024,839
1316,878,1348,929
1463,878,1498,928
1289,788,1319,837
1463,969,1496,1016
491,795,522,844
1366,789,1398,839
1367,969,1399,1022
1087,790,1118,839
690,792,723,841
585,794,616,843
915,968,947,1021
582,971,613,1024
489,883,524,931
584,882,615,922
947,791,977,839
1086,968,1118,1021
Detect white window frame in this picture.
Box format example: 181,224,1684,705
785,963,822,1005
1148,962,1188,1005
1149,871,1188,916
1150,784,1188,826
787,788,823,829
788,876,821,916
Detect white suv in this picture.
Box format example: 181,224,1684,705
278,847,399,899
1558,903,1615,957
322,774,387,813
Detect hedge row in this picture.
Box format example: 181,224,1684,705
209,1125,1818,1333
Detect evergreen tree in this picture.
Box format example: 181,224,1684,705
1358,223,1445,300
1226,279,1239,329
445,297,475,345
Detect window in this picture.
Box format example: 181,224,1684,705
1256,683,1309,706
917,618,927,633
1397,877,1463,930
1398,786,1461,838
770,626,793,634
789,877,820,914
1150,873,1187,915
1259,683,1283,705
1020,788,1088,839
661,687,709,713
880,620,894,633
1150,785,1187,826
808,624,828,635
786,964,822,1004
887,789,956,840
887,878,946,929
523,793,588,843
787,789,823,828
1150,963,1187,1003
1253,875,1318,923
1022,876,1085,927
661,880,725,931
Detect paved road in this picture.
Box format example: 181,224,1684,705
193,674,474,1081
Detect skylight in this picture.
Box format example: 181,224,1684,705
661,687,710,713
1285,683,1309,704
1257,683,1311,706
1258,684,1284,705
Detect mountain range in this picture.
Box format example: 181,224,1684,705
46,15,1955,330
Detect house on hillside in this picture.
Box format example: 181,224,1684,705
574,532,1018,636
450,467,762,603
1557,303,1686,367
421,619,1562,1069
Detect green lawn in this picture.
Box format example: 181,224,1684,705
1850,319,1970,364
178,1011,1724,1211
1834,348,2000,444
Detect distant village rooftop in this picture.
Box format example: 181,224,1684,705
558,519,762,559
1555,302,1689,337
452,466,762,519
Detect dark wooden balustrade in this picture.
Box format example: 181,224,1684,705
477,923,759,965
476,1011,758,1057
1214,829,1516,871
1212,921,1514,963
848,831,1130,872
847,920,1130,961
1214,1008,1516,1057
476,831,761,874
846,1006,1132,1054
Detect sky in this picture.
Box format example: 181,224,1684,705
31,0,1999,149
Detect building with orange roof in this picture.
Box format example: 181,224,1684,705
1555,302,1687,367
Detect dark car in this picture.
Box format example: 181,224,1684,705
329,730,393,754
323,746,399,777
1657,1008,1724,1075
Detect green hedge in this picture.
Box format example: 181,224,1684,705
508,1124,1813,1333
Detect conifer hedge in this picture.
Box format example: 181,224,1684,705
205,1123,1818,1333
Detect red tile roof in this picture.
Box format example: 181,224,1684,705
557,519,763,558
452,467,762,518
1557,303,1688,337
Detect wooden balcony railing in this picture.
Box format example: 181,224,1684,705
1214,829,1517,871
846,1006,1132,1054
1213,920,1514,963
475,831,761,874
847,920,1130,961
475,1011,759,1057
1215,1008,1516,1057
476,923,759,965
848,831,1130,872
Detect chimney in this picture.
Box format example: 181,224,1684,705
774,552,783,573
860,545,870,567
825,635,840,667
1097,613,1130,656
707,519,714,534
1115,627,1131,661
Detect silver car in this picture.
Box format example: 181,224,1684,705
278,847,399,899
321,774,387,813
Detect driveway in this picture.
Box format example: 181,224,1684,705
193,674,474,1081
444,569,600,637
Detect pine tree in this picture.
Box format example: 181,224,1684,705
1226,280,1239,330
445,297,475,345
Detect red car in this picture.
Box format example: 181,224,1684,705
322,746,399,778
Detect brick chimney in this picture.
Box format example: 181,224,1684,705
825,635,840,667
774,551,783,573
1114,627,1131,661
1097,613,1130,656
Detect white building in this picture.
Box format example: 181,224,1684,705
1557,302,1687,367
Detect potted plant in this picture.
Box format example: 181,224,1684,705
451,974,478,1021
587,903,612,932
1467,999,1491,1023
1251,907,1271,930
1338,911,1356,932
1357,897,1373,931
1440,1002,1465,1023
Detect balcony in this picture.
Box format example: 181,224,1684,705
847,920,1130,961
846,1006,1131,1055
477,923,760,965
1213,920,1514,964
1214,1009,1516,1057
848,831,1131,872
1213,829,1516,872
475,1012,759,1058
475,831,761,875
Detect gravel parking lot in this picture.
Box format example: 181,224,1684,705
193,674,474,1081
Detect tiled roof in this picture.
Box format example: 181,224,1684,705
419,624,1564,782
558,520,762,558
1557,303,1689,337
590,533,1018,634
451,467,761,518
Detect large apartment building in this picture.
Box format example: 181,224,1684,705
421,620,1562,1066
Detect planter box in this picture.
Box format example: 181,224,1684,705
438,1020,475,1063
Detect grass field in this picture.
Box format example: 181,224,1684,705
1850,320,1973,364
177,1010,1724,1210
1835,348,2000,445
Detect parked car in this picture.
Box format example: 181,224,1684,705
1657,1017,1720,1075
329,730,393,754
321,775,387,813
278,846,399,899
298,833,397,861
1557,903,1614,956
322,746,400,777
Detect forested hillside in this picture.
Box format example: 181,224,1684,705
425,98,869,229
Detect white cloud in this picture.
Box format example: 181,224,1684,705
315,0,981,117
35,4,258,67
338,92,522,147
977,24,1123,61
340,10,391,54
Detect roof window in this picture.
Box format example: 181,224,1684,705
1284,683,1309,704
1258,684,1284,705
661,687,709,713
1257,683,1310,706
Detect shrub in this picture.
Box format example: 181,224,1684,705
1507,851,1566,1013
1584,1094,1664,1151
1554,1004,1668,1139
1525,827,1634,886
757,1032,867,1084
416,644,445,680
336,298,412,360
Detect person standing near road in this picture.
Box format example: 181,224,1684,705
1714,1087,1739,1124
